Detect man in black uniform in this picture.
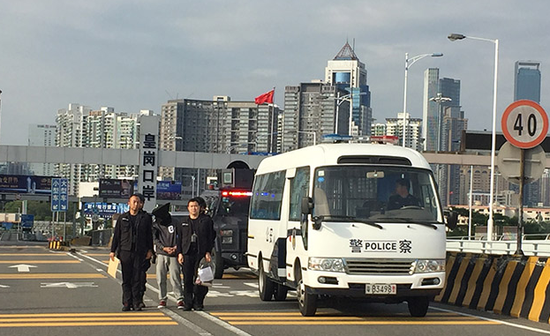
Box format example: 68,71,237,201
387,178,421,210
110,193,153,311
177,197,216,311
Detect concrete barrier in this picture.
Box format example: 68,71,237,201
436,252,550,323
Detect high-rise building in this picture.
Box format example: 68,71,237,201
441,107,468,205
55,104,141,195
384,113,422,151
325,42,372,136
158,97,279,191
371,122,386,137
514,61,541,102
28,124,56,176
514,61,542,206
422,70,463,205
282,83,349,152
459,166,512,206
422,70,460,151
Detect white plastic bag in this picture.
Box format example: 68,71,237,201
196,259,214,286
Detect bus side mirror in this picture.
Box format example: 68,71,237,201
301,197,313,215
445,211,458,230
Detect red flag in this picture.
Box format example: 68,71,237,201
255,90,274,105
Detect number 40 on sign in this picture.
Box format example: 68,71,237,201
502,99,548,149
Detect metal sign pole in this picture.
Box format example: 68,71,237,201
516,149,525,256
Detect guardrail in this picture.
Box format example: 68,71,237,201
447,234,550,256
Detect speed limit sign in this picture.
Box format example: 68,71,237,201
501,99,548,149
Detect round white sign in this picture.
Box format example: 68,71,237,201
501,100,548,149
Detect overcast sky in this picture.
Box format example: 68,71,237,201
1,0,549,145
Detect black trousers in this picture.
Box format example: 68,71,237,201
182,253,208,307
119,250,146,306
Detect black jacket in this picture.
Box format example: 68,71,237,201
153,219,178,257
111,210,153,257
177,213,215,257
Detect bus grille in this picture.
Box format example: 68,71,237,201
344,259,414,275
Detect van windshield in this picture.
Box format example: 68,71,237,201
313,166,442,223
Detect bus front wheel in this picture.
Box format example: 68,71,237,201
297,275,317,316
407,297,429,317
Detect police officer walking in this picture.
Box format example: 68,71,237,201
110,193,153,311
177,197,216,311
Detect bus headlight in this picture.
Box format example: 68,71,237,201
414,259,445,273
308,257,345,272
220,230,233,244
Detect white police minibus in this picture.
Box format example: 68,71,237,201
247,143,456,316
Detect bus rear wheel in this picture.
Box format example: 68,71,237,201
297,275,317,316
258,260,274,301
407,297,429,317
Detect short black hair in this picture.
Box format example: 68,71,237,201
131,193,145,202
396,178,410,189
188,197,201,206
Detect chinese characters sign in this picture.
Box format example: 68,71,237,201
137,116,159,212
349,239,412,254
51,178,69,212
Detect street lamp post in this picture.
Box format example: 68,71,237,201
335,92,366,135
429,93,452,153
448,33,499,241
429,93,452,205
297,131,316,146
402,53,443,147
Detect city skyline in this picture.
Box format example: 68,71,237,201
1,1,550,145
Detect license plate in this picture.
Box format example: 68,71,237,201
365,283,397,295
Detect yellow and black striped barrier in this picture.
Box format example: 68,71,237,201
436,252,550,323
48,241,71,251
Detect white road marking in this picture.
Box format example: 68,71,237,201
66,252,83,262
9,264,37,272
431,306,550,334
244,282,258,288
77,251,250,336
41,282,98,289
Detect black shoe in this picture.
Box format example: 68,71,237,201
182,305,192,311
122,304,132,312
135,306,143,311
193,304,204,311
137,302,146,309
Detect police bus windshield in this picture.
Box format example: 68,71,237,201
313,166,442,223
